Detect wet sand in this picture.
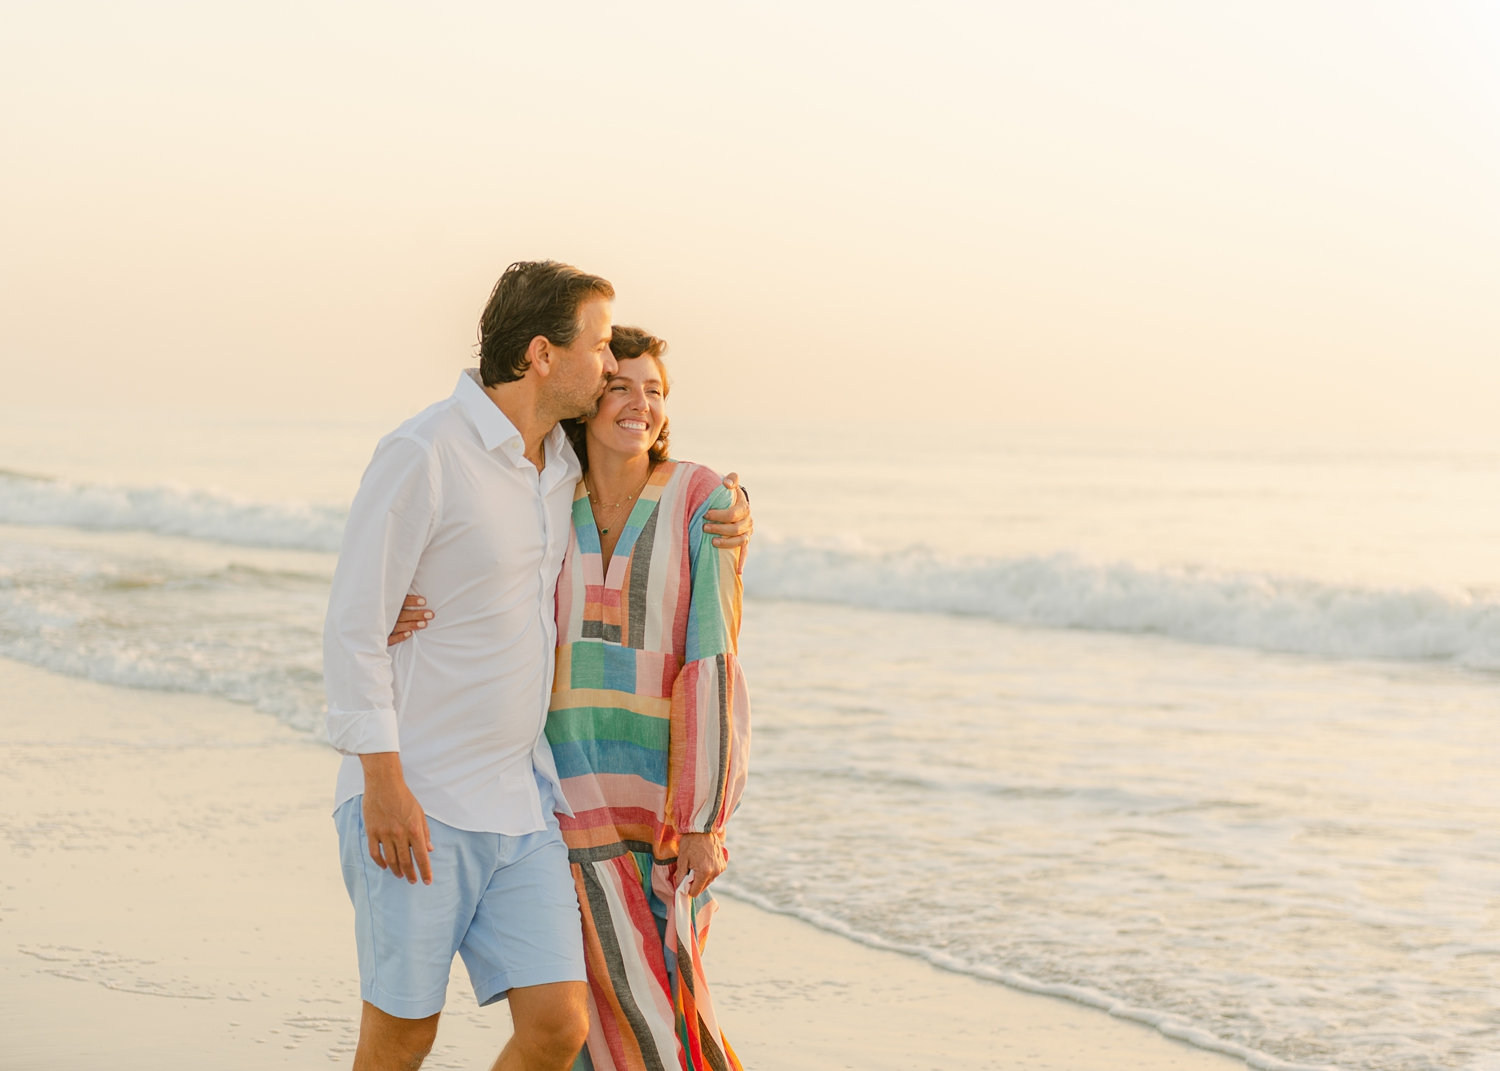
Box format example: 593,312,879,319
1,658,1243,1070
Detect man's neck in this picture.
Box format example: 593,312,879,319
482,380,555,470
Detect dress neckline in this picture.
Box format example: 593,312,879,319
576,460,675,590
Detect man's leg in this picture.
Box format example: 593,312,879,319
490,981,590,1071
459,796,589,1071
354,1003,441,1071
336,801,482,1069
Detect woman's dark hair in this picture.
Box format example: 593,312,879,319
478,260,615,386
566,325,670,474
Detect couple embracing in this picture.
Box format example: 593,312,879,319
323,260,753,1070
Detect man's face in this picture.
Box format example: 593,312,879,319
550,296,617,419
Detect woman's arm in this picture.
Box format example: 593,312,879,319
660,475,752,895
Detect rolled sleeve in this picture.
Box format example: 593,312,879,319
325,706,401,755
323,434,441,754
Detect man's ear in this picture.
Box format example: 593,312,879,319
527,335,553,378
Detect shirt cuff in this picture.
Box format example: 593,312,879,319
325,707,401,755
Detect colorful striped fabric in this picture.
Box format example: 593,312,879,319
548,460,751,1071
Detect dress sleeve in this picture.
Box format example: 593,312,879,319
659,481,751,853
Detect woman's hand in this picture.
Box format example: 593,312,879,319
675,832,727,897
388,594,432,646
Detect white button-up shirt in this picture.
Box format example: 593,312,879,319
323,369,579,834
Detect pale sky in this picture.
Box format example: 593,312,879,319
3,1,1498,441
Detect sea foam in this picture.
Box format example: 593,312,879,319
0,471,345,552
743,540,1500,670
714,882,1342,1071
5,471,1497,670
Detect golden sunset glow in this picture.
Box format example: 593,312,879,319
3,1,1497,440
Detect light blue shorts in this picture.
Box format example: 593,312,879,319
334,796,586,1020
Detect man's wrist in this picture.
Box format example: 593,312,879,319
359,751,405,784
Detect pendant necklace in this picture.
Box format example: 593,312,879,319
587,467,653,535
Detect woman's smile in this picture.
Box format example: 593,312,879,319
585,352,669,463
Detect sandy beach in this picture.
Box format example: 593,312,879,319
0,660,1242,1068
1,656,1242,1070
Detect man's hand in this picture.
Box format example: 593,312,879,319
388,594,432,646
360,752,434,885
703,473,753,549
674,832,727,897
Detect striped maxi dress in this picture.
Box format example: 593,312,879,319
547,459,751,1071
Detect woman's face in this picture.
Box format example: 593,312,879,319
585,354,667,462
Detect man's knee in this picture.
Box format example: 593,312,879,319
357,1002,440,1070
508,982,590,1061
551,1002,592,1053
522,1001,589,1055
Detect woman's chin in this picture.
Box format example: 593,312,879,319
586,433,653,462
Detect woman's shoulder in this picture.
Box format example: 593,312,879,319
663,459,731,515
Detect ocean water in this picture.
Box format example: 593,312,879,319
2,405,1497,1071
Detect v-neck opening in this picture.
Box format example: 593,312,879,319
577,462,673,590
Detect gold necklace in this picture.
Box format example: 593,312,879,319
586,468,653,535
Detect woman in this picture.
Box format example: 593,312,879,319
394,326,750,1071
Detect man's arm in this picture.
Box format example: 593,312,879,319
323,434,440,884
702,472,753,548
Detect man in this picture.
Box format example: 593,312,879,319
323,260,751,1071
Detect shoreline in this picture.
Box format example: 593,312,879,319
2,656,1246,1070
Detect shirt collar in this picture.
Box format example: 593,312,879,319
455,369,525,456
453,369,580,478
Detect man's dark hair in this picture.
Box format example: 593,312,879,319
478,260,615,386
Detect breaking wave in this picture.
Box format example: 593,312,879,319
5,471,1495,669
743,540,1500,670
0,470,345,551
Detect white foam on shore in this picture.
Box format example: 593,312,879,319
715,882,1342,1071
0,635,327,732
0,538,329,732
